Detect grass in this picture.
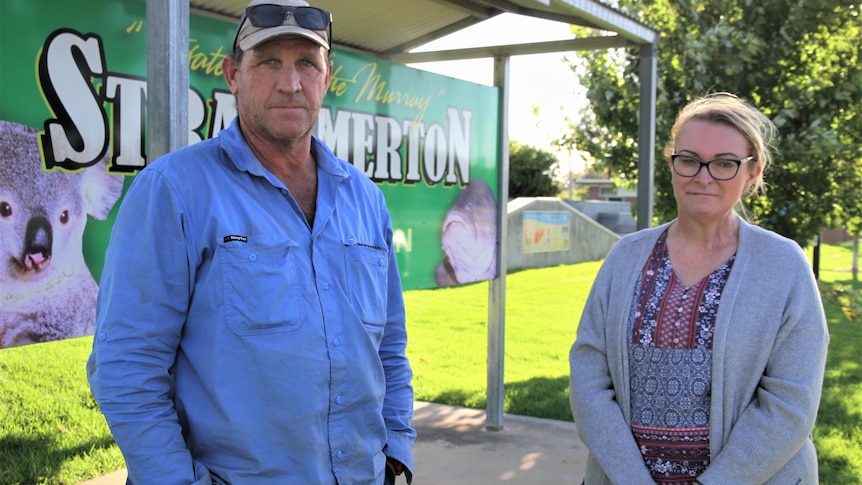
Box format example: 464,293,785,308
405,261,602,420
1,244,859,484
0,339,122,485
811,242,862,484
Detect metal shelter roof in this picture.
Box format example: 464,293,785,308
189,0,658,59
147,0,658,431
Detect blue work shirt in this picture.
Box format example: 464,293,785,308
87,118,415,484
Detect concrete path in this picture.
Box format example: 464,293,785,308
78,401,588,484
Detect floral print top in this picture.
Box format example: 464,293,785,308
627,229,734,484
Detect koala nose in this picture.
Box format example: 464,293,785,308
23,216,53,271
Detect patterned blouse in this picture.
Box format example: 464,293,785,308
627,230,734,484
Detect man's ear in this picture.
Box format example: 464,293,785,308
322,60,333,97
222,54,239,94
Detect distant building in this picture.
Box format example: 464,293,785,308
821,228,855,244
567,178,637,235
574,178,637,205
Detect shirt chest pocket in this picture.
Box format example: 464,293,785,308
219,238,305,335
344,243,388,327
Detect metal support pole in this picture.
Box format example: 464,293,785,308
813,234,821,282
146,0,189,161
853,235,859,281
486,54,510,431
636,42,657,230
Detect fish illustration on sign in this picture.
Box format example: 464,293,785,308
435,179,497,286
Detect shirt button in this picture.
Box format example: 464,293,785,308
333,337,341,345
673,338,680,343
682,294,688,300
677,307,683,313
336,395,343,404
378,258,385,266
281,189,288,196
347,237,355,245
337,450,344,458
248,253,257,262
99,332,107,341
322,282,330,290
675,321,681,327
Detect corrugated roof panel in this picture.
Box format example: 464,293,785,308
187,0,656,58
555,0,656,43
190,0,243,18
317,0,476,53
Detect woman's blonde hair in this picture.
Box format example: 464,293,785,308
664,92,778,196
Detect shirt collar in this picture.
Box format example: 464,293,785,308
219,117,349,181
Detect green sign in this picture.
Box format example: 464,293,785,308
0,0,500,348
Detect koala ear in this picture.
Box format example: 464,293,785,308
81,156,124,220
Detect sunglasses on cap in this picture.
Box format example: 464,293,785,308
233,4,332,50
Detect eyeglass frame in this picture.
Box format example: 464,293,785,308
670,153,755,181
232,4,332,52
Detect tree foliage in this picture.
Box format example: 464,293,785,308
557,1,862,244
508,140,560,199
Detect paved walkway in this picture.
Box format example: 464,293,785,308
78,401,588,484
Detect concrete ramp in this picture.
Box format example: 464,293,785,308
507,197,620,271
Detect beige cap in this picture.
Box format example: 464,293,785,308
234,0,330,51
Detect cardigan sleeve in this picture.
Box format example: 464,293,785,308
699,234,829,484
569,237,657,484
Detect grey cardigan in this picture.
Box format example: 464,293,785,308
569,218,829,485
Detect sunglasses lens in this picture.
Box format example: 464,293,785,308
293,7,329,30
247,5,286,27
247,5,329,30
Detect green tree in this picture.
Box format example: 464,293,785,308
508,140,560,199
557,0,862,244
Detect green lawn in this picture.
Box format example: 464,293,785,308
0,243,859,484
405,260,601,420
810,242,862,484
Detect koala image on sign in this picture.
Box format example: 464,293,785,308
0,119,124,348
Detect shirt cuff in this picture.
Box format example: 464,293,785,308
383,430,415,477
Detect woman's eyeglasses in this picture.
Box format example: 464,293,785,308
671,154,754,180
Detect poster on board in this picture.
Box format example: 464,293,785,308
0,0,500,348
522,211,571,254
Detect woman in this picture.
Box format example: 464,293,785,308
569,92,828,485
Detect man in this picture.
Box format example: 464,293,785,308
87,1,415,483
